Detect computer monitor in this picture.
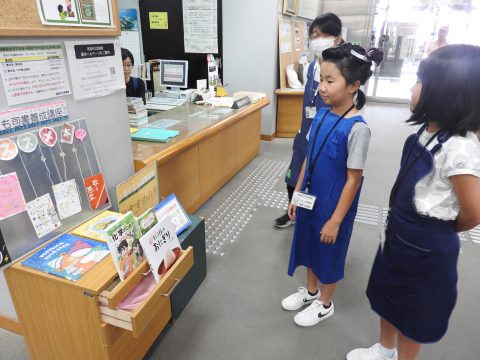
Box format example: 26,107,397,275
159,59,188,91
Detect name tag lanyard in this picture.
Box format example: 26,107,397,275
305,104,355,192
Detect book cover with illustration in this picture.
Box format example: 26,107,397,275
105,211,144,281
0,229,12,270
21,234,109,282
139,218,183,284
71,210,123,242
137,208,158,235
153,194,192,236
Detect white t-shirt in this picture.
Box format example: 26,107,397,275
414,130,480,220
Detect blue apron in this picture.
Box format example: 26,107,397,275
367,125,459,343
288,108,365,284
286,61,326,188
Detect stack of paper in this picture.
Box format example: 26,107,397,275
127,97,148,127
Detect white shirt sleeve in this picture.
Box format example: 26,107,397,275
442,133,480,178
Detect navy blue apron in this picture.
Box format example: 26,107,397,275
286,61,326,188
288,107,365,284
367,125,459,343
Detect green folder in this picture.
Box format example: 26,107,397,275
131,128,180,142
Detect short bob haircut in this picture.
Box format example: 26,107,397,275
409,44,480,136
309,13,342,38
121,48,134,65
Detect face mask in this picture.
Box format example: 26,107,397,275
309,38,335,59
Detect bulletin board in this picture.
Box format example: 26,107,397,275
278,17,309,89
139,0,223,89
0,119,110,268
0,0,120,37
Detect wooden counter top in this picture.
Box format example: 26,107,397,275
132,98,270,169
274,88,304,96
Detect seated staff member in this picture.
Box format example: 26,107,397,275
274,13,343,228
122,48,146,104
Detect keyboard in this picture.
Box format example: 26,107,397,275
147,97,186,106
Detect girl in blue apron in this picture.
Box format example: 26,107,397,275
347,45,480,360
282,43,384,327
275,13,343,228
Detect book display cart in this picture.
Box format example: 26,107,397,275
4,214,206,360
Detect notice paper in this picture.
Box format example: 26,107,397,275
149,12,168,29
64,40,124,101
36,0,114,27
0,44,71,106
183,0,218,53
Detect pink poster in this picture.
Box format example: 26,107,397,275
0,172,27,220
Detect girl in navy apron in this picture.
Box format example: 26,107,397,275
275,13,343,228
348,45,480,360
282,43,384,327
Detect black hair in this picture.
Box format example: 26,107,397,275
408,44,480,136
121,48,134,65
58,5,63,12
117,239,129,253
132,238,144,258
322,43,383,109
309,13,342,38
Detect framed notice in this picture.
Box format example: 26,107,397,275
283,0,298,16
116,162,160,216
36,0,115,28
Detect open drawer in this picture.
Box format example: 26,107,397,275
99,246,194,337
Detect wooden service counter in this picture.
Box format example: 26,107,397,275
133,98,270,213
275,88,304,138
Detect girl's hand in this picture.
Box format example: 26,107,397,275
288,204,297,220
320,219,340,244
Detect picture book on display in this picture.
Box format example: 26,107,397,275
21,234,109,282
139,218,183,284
105,211,145,281
137,208,158,235
154,194,191,236
0,229,12,269
71,210,123,242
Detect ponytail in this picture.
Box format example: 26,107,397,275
355,89,366,110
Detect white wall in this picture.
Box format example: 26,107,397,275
222,0,279,136
0,36,134,320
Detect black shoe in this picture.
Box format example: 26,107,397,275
274,213,295,228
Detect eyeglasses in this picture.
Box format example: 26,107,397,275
123,64,133,69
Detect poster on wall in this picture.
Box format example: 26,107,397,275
0,100,69,136
183,0,218,53
35,0,114,27
119,8,142,77
297,0,319,20
0,44,71,106
64,40,125,101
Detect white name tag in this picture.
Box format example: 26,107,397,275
291,191,316,210
306,107,316,119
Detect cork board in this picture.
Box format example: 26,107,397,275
0,0,120,37
278,18,309,89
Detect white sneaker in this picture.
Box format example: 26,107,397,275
346,343,398,360
293,300,334,327
281,287,320,311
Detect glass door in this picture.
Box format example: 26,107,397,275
366,0,480,102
